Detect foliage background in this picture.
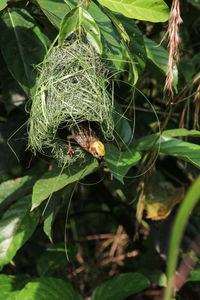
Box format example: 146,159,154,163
0,0,200,299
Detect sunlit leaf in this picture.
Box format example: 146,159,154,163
91,272,150,300
0,274,29,300
160,128,200,138
135,130,200,169
97,0,170,22
0,8,47,97
144,37,178,89
43,213,54,243
88,1,125,72
59,7,102,54
0,195,40,269
116,14,147,76
34,0,72,29
105,144,141,183
0,176,36,206
0,0,7,11
17,277,83,300
32,160,98,210
104,10,146,83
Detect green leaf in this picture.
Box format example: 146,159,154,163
188,267,200,282
103,10,146,84
59,7,102,54
103,9,138,83
0,195,40,269
43,186,73,242
147,269,167,287
5,291,21,300
0,8,47,97
115,14,147,76
91,272,150,300
32,160,98,210
0,0,7,11
35,0,72,29
0,50,25,114
88,1,125,72
0,176,36,206
105,144,141,183
42,190,64,242
164,176,200,300
97,0,170,22
135,130,200,169
144,36,178,89
0,274,29,300
89,2,146,75
17,277,83,300
113,101,132,146
43,213,54,242
59,7,79,42
37,242,78,276
160,128,200,137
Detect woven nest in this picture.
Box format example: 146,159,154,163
27,40,114,166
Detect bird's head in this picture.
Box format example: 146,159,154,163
89,140,105,162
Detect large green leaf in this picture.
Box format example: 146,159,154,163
17,277,83,300
105,144,141,183
144,36,178,89
0,8,47,97
113,101,132,146
34,0,72,29
159,128,200,138
0,274,29,300
36,0,124,71
0,176,36,206
103,9,138,83
164,176,200,300
37,242,78,276
87,1,125,72
91,272,150,300
104,10,146,83
0,0,7,11
116,14,147,76
97,0,169,22
0,195,40,269
59,7,102,54
32,160,98,209
135,130,200,169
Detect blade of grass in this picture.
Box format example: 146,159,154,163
164,176,200,300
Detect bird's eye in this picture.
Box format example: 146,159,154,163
95,151,99,156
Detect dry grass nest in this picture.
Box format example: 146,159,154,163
27,40,114,166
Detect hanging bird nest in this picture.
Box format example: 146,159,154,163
27,39,114,166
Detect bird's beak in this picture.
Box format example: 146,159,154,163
96,156,103,165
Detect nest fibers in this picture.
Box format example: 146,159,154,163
27,40,114,166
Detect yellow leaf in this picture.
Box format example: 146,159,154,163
144,185,184,221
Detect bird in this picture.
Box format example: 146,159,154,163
67,123,105,162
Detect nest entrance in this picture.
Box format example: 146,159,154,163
27,40,114,166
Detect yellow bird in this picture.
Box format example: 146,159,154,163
67,123,105,162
